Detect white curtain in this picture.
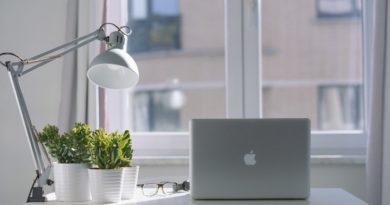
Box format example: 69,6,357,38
365,0,390,204
58,0,104,131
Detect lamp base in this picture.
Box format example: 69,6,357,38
27,187,46,202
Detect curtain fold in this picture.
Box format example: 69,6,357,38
58,0,104,131
365,0,390,204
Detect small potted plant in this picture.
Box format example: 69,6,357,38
120,130,139,200
88,129,135,203
37,123,91,202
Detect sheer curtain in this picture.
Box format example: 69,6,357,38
365,0,390,204
58,0,104,131
58,0,130,132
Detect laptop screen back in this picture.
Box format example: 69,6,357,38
190,118,310,199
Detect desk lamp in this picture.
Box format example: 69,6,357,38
0,23,139,202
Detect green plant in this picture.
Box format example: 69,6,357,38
121,130,133,166
37,123,91,163
88,129,133,169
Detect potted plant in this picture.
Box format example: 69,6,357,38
37,123,91,202
88,129,135,203
120,130,139,200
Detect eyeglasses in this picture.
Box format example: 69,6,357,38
137,182,180,196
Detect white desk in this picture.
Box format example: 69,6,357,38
25,188,367,205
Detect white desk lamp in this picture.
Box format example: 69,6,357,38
0,23,139,202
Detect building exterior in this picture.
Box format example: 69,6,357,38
128,0,363,132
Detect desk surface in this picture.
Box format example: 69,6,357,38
25,188,367,205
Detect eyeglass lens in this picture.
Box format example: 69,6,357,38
162,182,177,194
141,183,159,196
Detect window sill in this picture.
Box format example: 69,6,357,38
133,156,189,166
133,155,366,166
310,155,366,165
132,48,224,60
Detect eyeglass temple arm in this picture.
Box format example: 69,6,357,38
173,180,190,191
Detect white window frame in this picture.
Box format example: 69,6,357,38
120,0,367,158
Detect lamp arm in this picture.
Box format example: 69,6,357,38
18,29,106,76
7,69,47,182
9,68,53,202
29,29,103,61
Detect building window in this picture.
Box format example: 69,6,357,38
128,0,181,53
316,0,361,19
318,85,363,130
133,88,185,132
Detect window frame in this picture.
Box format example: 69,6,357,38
225,0,366,156
122,0,367,158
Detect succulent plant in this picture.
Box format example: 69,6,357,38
88,129,133,169
37,123,91,163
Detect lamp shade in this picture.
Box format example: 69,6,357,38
87,48,139,89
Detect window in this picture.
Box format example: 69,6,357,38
128,0,181,53
259,0,365,154
316,0,362,18
112,0,366,157
227,0,365,155
133,86,183,132
128,0,225,134
318,85,363,130
261,0,363,131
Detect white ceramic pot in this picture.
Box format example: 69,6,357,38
89,169,123,203
53,163,90,202
121,166,140,200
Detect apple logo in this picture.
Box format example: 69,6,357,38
244,150,256,166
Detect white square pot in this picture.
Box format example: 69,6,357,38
121,166,139,200
88,169,123,203
53,163,90,202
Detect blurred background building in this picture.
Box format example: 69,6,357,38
127,0,363,132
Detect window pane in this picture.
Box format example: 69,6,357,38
131,0,148,20
262,0,363,131
129,0,181,53
317,0,361,18
152,0,179,16
128,0,225,132
318,85,363,130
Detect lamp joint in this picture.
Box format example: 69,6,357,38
97,28,108,41
5,61,12,71
108,31,127,49
6,61,24,76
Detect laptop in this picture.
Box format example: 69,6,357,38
190,118,310,200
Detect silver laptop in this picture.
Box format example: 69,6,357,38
190,118,310,200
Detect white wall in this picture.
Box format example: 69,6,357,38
0,1,68,205
0,1,367,205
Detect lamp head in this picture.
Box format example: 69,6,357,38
87,31,139,89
